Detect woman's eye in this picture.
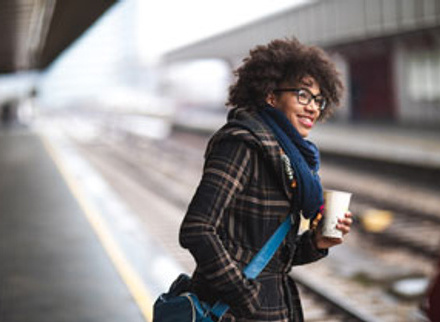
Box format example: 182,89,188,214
298,91,309,100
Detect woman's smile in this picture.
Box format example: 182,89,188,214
297,114,315,128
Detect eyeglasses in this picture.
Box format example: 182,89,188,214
273,88,327,111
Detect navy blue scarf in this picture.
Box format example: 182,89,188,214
259,104,323,219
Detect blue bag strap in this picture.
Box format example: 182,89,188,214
242,216,292,279
209,215,292,319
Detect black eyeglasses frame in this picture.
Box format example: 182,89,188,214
272,87,327,111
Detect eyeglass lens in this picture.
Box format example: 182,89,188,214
297,89,326,110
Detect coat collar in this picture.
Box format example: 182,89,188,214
221,107,295,202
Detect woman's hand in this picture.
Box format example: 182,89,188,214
314,212,353,250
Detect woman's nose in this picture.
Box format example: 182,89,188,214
304,100,320,114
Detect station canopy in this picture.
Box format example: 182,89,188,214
0,0,116,73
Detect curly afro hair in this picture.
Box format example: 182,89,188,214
227,38,344,119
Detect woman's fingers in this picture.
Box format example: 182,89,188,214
337,212,353,235
336,223,351,234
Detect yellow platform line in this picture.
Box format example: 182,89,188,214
42,135,153,322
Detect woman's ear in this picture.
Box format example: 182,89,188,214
265,93,276,107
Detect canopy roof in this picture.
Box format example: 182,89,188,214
0,0,116,73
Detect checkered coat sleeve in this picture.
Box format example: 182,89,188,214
179,107,327,321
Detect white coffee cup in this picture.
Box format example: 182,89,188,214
321,190,352,239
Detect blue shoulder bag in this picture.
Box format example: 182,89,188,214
153,215,292,321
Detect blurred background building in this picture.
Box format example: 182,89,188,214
163,0,440,128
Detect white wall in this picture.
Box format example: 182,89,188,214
394,41,440,126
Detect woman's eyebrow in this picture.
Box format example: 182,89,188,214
297,80,323,96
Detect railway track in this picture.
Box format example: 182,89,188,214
321,158,440,262
61,122,439,321
71,138,380,321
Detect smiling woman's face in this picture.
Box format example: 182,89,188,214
267,76,322,138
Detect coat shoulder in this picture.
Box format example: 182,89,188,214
206,107,271,157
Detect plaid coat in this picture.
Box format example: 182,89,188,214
179,107,327,321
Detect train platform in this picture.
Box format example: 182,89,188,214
0,127,180,322
174,110,440,170
309,121,440,170
0,116,437,322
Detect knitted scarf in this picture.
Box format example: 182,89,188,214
259,104,323,219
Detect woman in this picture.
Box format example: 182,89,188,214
179,38,353,321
